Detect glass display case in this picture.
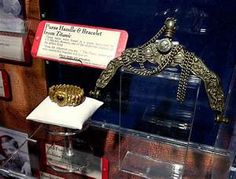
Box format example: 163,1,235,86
41,0,236,146
38,0,235,178
0,0,236,178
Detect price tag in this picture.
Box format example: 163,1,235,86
32,21,128,69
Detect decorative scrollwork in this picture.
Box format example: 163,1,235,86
90,18,228,123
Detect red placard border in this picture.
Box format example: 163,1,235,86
31,20,128,69
0,69,11,99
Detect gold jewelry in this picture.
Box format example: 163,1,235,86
49,84,85,107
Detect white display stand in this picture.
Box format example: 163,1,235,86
26,96,104,174
26,96,103,130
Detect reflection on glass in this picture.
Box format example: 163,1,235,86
0,0,25,33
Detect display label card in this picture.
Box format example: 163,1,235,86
0,70,10,99
32,21,128,69
0,33,30,64
45,144,108,179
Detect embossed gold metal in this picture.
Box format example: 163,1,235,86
90,18,228,123
49,84,85,107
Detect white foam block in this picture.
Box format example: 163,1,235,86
26,96,103,129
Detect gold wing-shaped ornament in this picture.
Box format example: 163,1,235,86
90,18,228,123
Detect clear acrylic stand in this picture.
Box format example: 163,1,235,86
119,67,201,178
45,123,92,173
121,148,184,178
43,122,107,179
211,65,236,178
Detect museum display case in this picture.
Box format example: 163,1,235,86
0,0,236,178
40,0,236,146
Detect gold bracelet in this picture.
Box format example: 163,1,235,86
49,84,85,107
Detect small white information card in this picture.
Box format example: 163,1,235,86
32,21,128,69
0,33,30,64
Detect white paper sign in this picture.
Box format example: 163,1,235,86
0,34,24,62
32,21,128,69
45,144,103,179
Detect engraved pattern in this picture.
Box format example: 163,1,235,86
90,18,227,123
49,84,85,107
189,56,225,116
